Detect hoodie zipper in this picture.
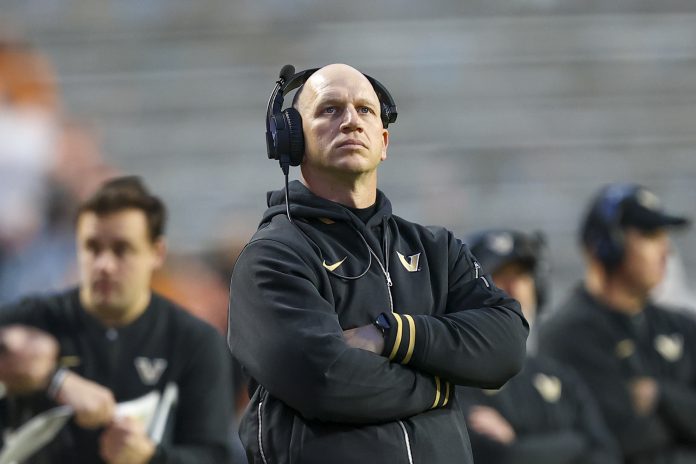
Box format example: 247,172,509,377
371,218,394,311
368,246,393,312
376,220,414,464
398,421,415,464
368,247,414,464
257,392,269,464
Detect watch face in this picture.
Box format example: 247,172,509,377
376,313,391,330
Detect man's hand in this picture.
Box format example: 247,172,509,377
55,371,115,429
467,405,516,445
629,377,660,416
99,416,156,464
0,325,59,394
343,324,384,355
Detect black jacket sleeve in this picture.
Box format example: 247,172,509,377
0,296,55,330
504,429,619,464
649,310,696,445
380,234,529,388
507,431,587,464
499,372,621,464
562,365,623,464
228,239,445,424
151,327,236,463
460,362,621,464
656,376,696,443
464,409,587,464
538,318,673,458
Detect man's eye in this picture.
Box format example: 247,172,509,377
113,243,130,257
85,241,100,254
323,107,336,114
358,107,371,114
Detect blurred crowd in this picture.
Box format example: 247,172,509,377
1,35,695,464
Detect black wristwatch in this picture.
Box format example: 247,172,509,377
373,312,391,337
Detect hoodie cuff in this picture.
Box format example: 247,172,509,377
430,376,453,409
380,312,417,365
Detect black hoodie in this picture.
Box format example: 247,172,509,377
228,181,528,464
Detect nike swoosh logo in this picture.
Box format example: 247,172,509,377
322,257,347,271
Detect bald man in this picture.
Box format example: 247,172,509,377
228,64,529,464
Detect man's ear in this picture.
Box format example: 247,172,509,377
152,237,167,269
381,129,389,162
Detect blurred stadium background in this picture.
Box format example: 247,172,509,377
3,0,696,313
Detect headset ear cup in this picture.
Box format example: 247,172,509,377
594,228,623,270
283,108,305,166
381,103,390,128
606,227,625,267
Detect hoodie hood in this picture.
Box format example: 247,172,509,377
262,180,392,229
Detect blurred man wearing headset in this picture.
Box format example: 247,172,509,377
459,229,620,464
539,184,696,464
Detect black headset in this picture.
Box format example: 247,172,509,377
584,183,640,269
265,64,398,175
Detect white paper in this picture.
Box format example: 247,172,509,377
148,382,178,444
0,405,73,464
115,389,161,429
0,384,179,463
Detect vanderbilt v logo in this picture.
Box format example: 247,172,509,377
135,357,168,386
533,373,562,403
397,252,421,272
655,334,683,362
322,257,346,272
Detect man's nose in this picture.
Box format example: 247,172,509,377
340,106,362,132
94,251,117,273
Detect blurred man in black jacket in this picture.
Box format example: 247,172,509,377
0,177,237,463
539,184,696,464
459,229,621,464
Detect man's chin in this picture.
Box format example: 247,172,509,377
88,296,125,314
329,159,378,175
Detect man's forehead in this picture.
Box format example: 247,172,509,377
304,68,379,104
313,86,378,103
77,210,148,239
